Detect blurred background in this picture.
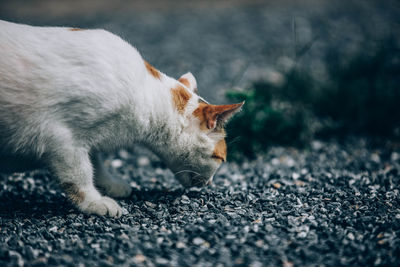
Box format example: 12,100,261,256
1,0,399,159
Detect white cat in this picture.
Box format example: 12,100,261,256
0,20,243,217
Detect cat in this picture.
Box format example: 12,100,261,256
0,20,243,217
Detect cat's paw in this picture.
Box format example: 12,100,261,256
97,176,132,198
80,196,123,218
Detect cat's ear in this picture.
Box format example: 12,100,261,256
193,102,244,130
178,72,198,93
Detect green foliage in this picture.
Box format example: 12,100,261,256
226,80,311,160
226,37,400,160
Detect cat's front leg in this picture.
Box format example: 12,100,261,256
92,153,132,198
48,147,123,217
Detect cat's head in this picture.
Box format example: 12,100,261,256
165,72,243,187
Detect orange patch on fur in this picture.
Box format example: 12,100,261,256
193,102,243,131
213,139,227,162
171,85,191,114
144,61,161,80
192,103,210,131
60,182,85,204
69,28,84,31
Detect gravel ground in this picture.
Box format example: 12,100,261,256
1,138,400,266
1,1,400,266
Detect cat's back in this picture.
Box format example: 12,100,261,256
0,19,140,61
0,20,146,120
0,20,144,94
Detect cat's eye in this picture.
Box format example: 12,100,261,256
212,154,225,163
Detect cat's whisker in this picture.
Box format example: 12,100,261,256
173,169,201,176
192,174,202,180
227,136,242,145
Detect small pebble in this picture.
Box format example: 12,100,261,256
193,237,205,246
137,156,150,167
111,159,123,168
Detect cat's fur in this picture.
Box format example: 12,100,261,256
0,20,243,217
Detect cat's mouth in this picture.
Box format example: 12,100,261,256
177,173,212,188
189,173,214,187
191,178,210,187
